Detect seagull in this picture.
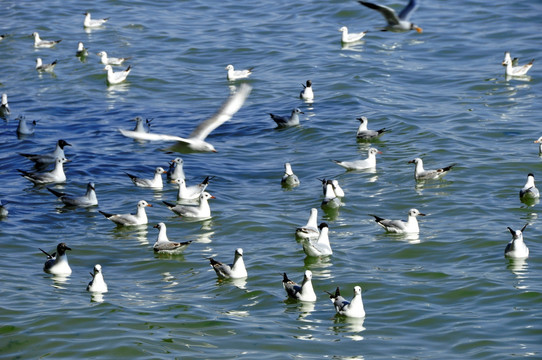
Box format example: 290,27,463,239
118,116,152,140
303,223,332,257
32,32,61,48
0,93,10,118
326,286,365,318
339,26,368,43
534,136,542,155
84,12,109,28
104,64,131,85
369,208,425,234
519,173,540,200
19,139,71,167
176,176,210,201
295,208,319,240
300,80,314,101
76,41,88,57
167,157,185,182
281,162,300,187
270,108,303,127
225,64,253,81
87,264,108,293
16,116,36,136
505,224,529,259
321,180,341,209
282,270,317,302
358,0,422,33
99,200,152,226
408,157,456,181
117,84,252,153
0,200,8,217
209,248,247,279
319,179,345,198
333,147,381,170
502,52,534,77
97,51,130,66
153,222,192,254
125,167,166,188
47,182,98,207
0,34,6,41
40,242,72,275
18,157,69,185
163,192,214,218
356,116,390,140
35,58,57,72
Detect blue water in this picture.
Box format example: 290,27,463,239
1,0,541,359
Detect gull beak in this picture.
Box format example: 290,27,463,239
212,150,218,153
210,196,216,199
415,27,423,33
146,204,153,207
378,151,383,154
502,61,507,66
418,213,426,216
534,140,540,143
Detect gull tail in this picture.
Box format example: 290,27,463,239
99,210,114,219
369,214,385,222
47,187,65,198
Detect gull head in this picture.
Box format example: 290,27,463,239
409,208,426,217
138,200,152,208
338,26,348,33
225,64,234,71
103,65,113,72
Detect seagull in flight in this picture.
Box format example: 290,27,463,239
358,0,422,33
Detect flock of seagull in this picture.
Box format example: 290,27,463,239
0,0,536,318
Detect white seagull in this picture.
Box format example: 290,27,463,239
408,157,456,181
97,51,130,66
84,12,109,28
225,64,253,81
519,173,539,200
282,270,317,302
99,200,152,226
19,139,71,167
321,180,341,209
40,242,72,276
334,147,381,170
303,223,332,257
295,208,319,240
176,176,210,201
209,248,247,279
48,182,98,207
505,224,529,259
163,192,214,218
319,179,345,198
370,208,425,234
502,52,534,77
76,41,88,57
32,32,61,48
35,58,57,72
104,64,131,85
117,84,252,153
167,157,185,182
118,116,152,140
326,286,366,318
0,200,8,218
339,26,368,43
270,108,303,128
356,116,390,140
16,116,36,136
0,93,10,118
358,0,422,33
300,80,314,101
87,264,108,293
281,162,300,187
17,157,69,185
153,222,192,254
125,167,166,188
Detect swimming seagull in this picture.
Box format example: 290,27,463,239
326,286,366,318
153,222,192,254
87,264,108,293
225,64,253,81
356,116,390,140
369,208,425,234
303,223,332,257
358,0,423,33
84,12,109,28
0,200,8,217
125,167,166,188
40,242,72,275
321,180,341,209
35,58,57,72
0,93,10,118
300,80,314,101
319,178,345,198
339,26,368,43
76,41,88,57
502,52,534,77
281,162,300,187
167,157,185,182
163,192,214,218
270,108,304,128
519,173,539,200
282,270,317,302
18,157,69,185
47,182,98,207
118,84,252,153
104,64,131,85
333,147,381,170
99,200,152,226
32,32,61,48
118,116,152,140
505,224,529,259
97,51,131,66
534,136,542,155
16,116,36,136
19,139,71,167
408,157,456,181
176,176,210,201
209,248,247,279
295,208,319,240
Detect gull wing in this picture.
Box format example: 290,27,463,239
359,1,400,25
119,128,187,142
398,0,418,21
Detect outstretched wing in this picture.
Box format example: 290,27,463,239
359,1,400,25
398,0,418,21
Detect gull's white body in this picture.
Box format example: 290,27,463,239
520,173,539,200
339,26,367,43
87,264,108,293
99,200,151,226
35,58,57,72
502,52,533,77
125,167,166,188
18,157,68,184
270,108,303,128
41,243,72,276
321,182,341,209
98,51,129,66
300,80,314,101
408,157,456,181
104,64,131,85
225,64,252,81
48,182,98,207
327,286,365,318
282,270,317,302
76,42,88,57
296,208,319,240
209,248,247,279
505,225,529,259
281,162,300,187
163,192,214,218
32,32,61,48
16,116,36,136
167,157,185,182
356,116,389,140
176,177,209,201
153,223,192,254
334,147,381,170
370,208,425,234
303,223,332,257
84,12,109,28
0,93,10,118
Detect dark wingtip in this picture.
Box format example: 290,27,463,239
162,200,175,208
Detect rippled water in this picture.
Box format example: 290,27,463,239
1,0,541,359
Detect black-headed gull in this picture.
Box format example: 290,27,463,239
0,93,10,118
87,264,108,293
163,192,214,218
505,224,529,259
176,176,210,201
326,286,365,318
282,270,317,302
370,208,425,234
35,58,57,72
125,167,166,188
104,64,131,85
321,180,341,209
97,51,130,66
99,200,152,226
358,0,422,33
18,157,69,184
339,26,368,43
40,243,72,275
408,157,456,181
225,64,253,81
48,182,98,207
519,173,539,201
334,147,381,171
319,179,345,198
356,116,390,140
76,41,88,57
270,108,303,128
16,116,36,136
32,32,61,48
19,139,71,167
209,248,247,279
299,80,314,101
295,208,319,240
167,157,185,182
84,12,109,28
303,223,332,257
153,222,192,254
502,52,534,77
281,163,300,187
118,84,252,153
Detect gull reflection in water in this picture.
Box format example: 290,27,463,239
332,315,366,337
506,258,529,287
